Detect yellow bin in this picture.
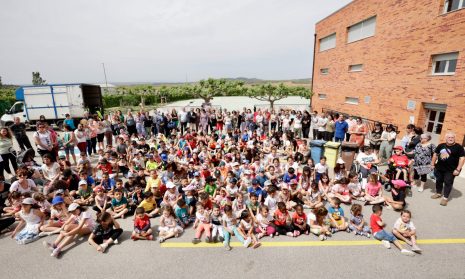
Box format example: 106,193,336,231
324,141,341,168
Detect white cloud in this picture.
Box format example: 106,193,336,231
0,0,351,84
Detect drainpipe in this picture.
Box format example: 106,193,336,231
311,33,317,112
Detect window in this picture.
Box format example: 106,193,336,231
345,97,359,105
318,94,327,100
320,68,329,75
319,33,336,52
364,96,371,104
348,16,376,43
432,52,458,75
443,0,465,13
349,64,363,72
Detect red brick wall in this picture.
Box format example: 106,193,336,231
313,0,465,144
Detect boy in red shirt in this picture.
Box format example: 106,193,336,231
389,146,410,180
370,205,414,256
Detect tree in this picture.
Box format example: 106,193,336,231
0,76,2,87
248,84,312,110
182,78,246,104
32,72,46,85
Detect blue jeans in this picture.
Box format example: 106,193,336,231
374,229,396,242
223,226,245,245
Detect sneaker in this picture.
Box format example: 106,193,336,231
192,238,201,244
431,193,442,199
218,236,224,242
440,198,448,206
270,233,275,238
257,233,264,239
51,247,61,257
159,237,165,243
381,240,391,249
354,231,359,236
286,232,294,237
243,237,252,248
366,233,371,238
113,239,119,245
401,249,415,256
330,228,337,234
224,243,232,251
346,228,351,233
38,231,50,238
318,234,326,241
293,230,300,237
411,244,422,253
417,187,424,192
205,236,212,243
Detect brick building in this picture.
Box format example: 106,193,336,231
311,0,465,145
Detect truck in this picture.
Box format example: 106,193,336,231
0,84,103,129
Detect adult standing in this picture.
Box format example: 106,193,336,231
10,117,33,151
349,117,367,148
199,109,209,134
324,114,335,141
0,128,18,177
431,132,465,206
301,111,311,139
311,111,319,139
74,123,87,154
125,111,137,138
187,108,197,132
102,114,113,147
413,133,436,192
33,122,54,161
179,108,188,135
316,112,327,140
379,124,397,163
0,178,14,233
334,114,348,142
369,122,383,155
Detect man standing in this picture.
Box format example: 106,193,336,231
334,114,348,142
431,132,465,206
311,111,319,139
10,117,32,151
179,108,188,135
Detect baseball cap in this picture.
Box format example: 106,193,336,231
166,181,176,189
290,179,298,185
94,186,104,192
68,203,80,212
52,196,64,205
393,146,403,151
252,178,259,184
336,158,345,165
193,171,200,177
78,180,87,186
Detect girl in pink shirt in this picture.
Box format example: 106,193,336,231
364,174,385,205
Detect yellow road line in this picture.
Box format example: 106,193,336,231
160,238,465,248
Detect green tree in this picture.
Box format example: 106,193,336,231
248,84,312,110
32,72,46,85
0,76,2,87
182,78,246,104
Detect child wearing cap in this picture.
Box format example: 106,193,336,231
44,203,95,257
389,146,410,181
11,198,45,245
39,196,69,237
75,180,94,206
384,180,407,210
162,181,180,208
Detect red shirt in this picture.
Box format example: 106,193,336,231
370,213,383,233
134,214,151,231
390,154,409,167
292,212,307,225
98,163,113,174
274,209,288,226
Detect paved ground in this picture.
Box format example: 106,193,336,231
1,106,465,278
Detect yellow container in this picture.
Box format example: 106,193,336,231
324,141,341,168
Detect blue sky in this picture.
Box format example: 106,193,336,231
0,0,351,84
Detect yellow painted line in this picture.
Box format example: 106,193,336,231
160,238,465,248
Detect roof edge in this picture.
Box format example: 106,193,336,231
315,0,358,25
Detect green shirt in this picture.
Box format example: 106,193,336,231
204,183,217,197
78,187,93,199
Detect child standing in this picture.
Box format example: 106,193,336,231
393,210,421,253
88,212,123,253
370,204,415,256
11,198,45,244
192,204,212,244
132,207,153,240
158,205,183,243
349,204,371,237
328,198,349,233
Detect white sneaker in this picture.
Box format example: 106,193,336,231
113,239,119,245
401,249,415,256
417,187,424,192
382,240,391,249
243,237,252,248
51,247,61,257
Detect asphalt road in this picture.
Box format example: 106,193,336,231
1,132,465,279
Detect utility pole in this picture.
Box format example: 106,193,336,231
102,63,109,94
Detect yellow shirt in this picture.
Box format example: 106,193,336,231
146,161,159,171
138,199,156,212
145,177,161,192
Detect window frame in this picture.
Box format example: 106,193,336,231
431,52,459,75
345,97,359,105
318,94,327,100
320,68,329,75
443,0,465,13
319,33,337,52
349,64,364,72
347,16,377,43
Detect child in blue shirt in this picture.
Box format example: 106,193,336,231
175,199,192,228
327,197,349,233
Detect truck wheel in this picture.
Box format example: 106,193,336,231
4,122,13,128
56,121,64,131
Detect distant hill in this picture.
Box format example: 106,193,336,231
115,77,311,87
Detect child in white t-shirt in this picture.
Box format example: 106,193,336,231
392,210,421,253
255,205,276,239
315,156,328,182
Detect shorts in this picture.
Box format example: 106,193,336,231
158,226,183,233
63,145,75,156
97,133,105,142
374,229,396,242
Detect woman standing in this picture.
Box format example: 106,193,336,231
199,109,209,134
74,123,88,154
413,133,436,192
369,122,383,155
325,114,335,141
379,124,397,163
349,117,367,148
33,122,54,161
125,111,137,138
94,115,105,152
103,114,113,147
216,110,224,132
0,128,18,177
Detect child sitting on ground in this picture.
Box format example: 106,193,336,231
348,173,364,201
307,206,331,241
132,207,153,241
389,146,410,180
192,203,212,244
111,189,129,219
273,202,294,237
364,174,385,205
392,210,422,253
255,205,276,239
75,180,94,206
236,210,261,248
328,197,349,233
88,212,123,253
303,182,323,209
370,204,415,256
39,196,69,237
158,205,183,243
292,204,310,236
11,198,45,245
138,191,160,218
3,191,22,217
174,199,192,229
349,204,371,237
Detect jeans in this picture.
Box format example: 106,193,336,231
374,229,396,242
223,226,245,245
435,170,456,199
